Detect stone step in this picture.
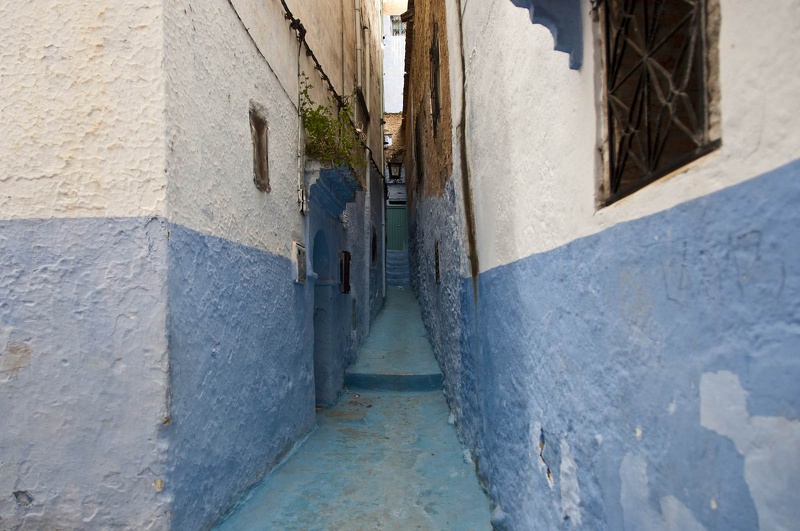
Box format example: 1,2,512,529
345,287,442,392
344,371,443,392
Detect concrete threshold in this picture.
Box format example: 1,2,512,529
345,287,442,391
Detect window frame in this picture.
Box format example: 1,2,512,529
249,102,270,193
597,0,721,207
390,14,406,37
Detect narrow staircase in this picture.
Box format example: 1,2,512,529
386,249,411,286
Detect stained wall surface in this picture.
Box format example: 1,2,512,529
406,0,800,529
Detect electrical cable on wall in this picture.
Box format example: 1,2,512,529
279,0,385,180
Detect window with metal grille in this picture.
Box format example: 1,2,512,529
429,22,441,136
602,0,720,205
390,15,406,36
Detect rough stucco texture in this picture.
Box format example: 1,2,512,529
166,223,316,530
0,217,170,530
164,0,305,257
411,160,800,530
460,0,800,271
0,1,166,220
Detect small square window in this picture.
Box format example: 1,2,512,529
249,103,270,193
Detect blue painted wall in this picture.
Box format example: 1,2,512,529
0,217,171,528
410,161,800,529
165,223,316,530
306,167,385,405
509,0,583,69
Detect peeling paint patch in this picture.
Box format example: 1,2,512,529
509,0,583,69
559,440,581,526
700,370,800,530
620,453,706,531
12,491,33,508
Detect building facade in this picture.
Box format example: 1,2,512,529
0,0,384,528
403,0,800,529
382,0,408,113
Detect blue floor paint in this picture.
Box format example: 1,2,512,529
215,288,490,530
215,389,491,531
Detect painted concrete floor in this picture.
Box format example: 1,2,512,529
215,288,491,531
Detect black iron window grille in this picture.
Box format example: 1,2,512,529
603,0,720,205
430,22,441,136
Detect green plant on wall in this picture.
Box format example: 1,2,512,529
300,73,364,170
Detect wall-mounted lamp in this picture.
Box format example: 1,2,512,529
388,160,403,181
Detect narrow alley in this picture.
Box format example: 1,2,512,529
1,0,799,529
216,287,491,530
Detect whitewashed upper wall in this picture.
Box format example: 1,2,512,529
165,0,384,257
0,0,166,220
231,0,383,171
164,0,306,258
462,0,800,272
383,14,406,113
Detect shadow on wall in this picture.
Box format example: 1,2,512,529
509,0,583,69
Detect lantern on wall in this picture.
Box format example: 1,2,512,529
387,160,403,181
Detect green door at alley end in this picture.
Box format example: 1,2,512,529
386,206,408,250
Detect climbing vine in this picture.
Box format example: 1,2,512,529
300,73,364,170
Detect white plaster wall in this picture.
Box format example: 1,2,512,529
383,14,406,113
0,0,166,221
185,0,384,257
164,0,307,258
462,0,800,272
